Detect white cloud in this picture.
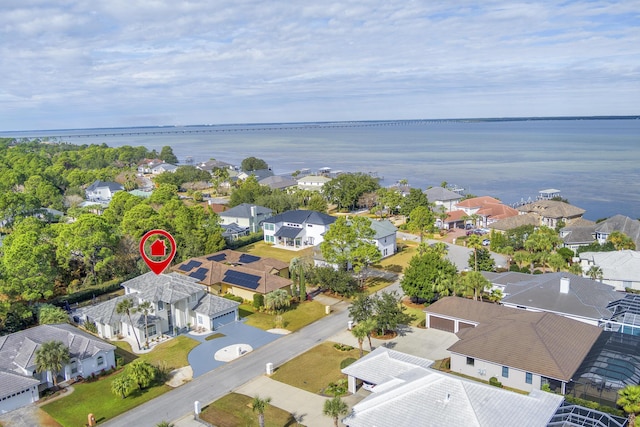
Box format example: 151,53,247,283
0,0,638,130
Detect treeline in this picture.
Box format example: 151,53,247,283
0,139,225,335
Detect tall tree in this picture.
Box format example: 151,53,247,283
35,340,70,387
351,322,368,358
323,173,380,211
116,298,142,350
407,205,434,246
399,188,430,217
159,146,178,164
241,157,269,171
323,396,349,427
467,234,483,272
461,271,490,301
349,294,375,323
617,385,640,427
251,395,272,427
401,250,457,302
373,291,413,335
264,289,291,313
137,300,154,347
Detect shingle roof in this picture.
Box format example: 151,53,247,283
258,175,298,190
496,272,624,321
86,180,124,192
192,293,240,317
456,196,501,209
488,213,539,231
424,187,463,202
342,348,563,427
219,203,272,219
0,370,40,397
561,226,597,245
445,302,602,381
0,324,115,375
369,219,397,239
579,250,640,281
122,272,204,304
426,296,510,324
263,209,336,226
516,200,585,219
595,214,640,249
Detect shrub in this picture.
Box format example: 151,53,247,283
340,358,357,369
325,378,348,396
84,321,98,334
223,294,244,303
333,343,354,351
253,293,264,309
489,377,502,388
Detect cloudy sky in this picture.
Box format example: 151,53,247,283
1,1,638,131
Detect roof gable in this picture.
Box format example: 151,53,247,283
264,209,336,226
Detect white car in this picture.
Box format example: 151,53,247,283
362,382,376,392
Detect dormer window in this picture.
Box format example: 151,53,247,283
158,301,164,311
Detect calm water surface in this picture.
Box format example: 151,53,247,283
3,119,639,220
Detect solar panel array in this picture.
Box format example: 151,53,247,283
239,253,260,264
223,270,261,290
178,260,202,272
207,253,227,262
189,267,209,281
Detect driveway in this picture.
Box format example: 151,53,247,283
187,321,281,377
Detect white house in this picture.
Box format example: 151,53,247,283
0,324,116,414
369,219,397,258
578,250,640,292
296,175,332,192
83,272,240,340
593,214,640,249
263,210,336,249
85,180,124,202
218,203,273,234
151,163,179,174
341,347,564,427
424,187,463,212
427,297,602,394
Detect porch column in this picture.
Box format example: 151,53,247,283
348,376,357,394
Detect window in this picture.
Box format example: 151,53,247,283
466,357,475,366
158,301,164,311
526,372,533,384
264,223,274,231
307,237,314,245
97,356,104,366
502,366,509,378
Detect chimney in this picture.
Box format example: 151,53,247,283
560,277,570,294
250,205,257,233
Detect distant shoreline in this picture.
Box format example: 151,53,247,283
1,115,639,137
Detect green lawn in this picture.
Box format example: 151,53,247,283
42,370,171,426
271,342,360,394
42,335,200,426
199,393,299,427
363,276,394,294
241,301,327,331
236,241,313,263
113,335,200,369
378,240,420,271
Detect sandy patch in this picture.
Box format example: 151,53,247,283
165,366,193,387
267,328,291,335
214,344,253,362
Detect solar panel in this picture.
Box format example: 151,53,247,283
239,254,260,264
178,260,202,271
189,268,208,281
207,253,227,262
223,270,261,290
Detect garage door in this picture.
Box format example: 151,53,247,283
428,315,455,333
212,311,236,329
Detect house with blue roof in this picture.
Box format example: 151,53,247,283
262,209,336,250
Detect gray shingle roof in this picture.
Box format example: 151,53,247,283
264,210,336,226
192,294,240,317
86,180,124,192
424,186,463,202
219,203,272,219
369,219,397,239
595,214,640,249
498,272,625,321
0,370,40,397
123,272,203,304
342,348,563,427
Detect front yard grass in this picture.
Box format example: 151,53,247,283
43,335,200,426
363,276,394,294
241,301,327,331
199,393,298,427
378,240,420,272
271,342,360,394
42,370,171,427
236,241,313,263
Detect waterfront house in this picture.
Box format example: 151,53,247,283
578,250,640,292
296,175,332,192
219,203,273,234
263,209,336,250
516,200,585,229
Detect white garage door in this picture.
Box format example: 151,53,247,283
212,311,236,329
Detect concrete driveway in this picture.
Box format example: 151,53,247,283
187,321,281,378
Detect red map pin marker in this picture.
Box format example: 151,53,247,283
139,229,177,275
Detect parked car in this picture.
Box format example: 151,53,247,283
362,382,376,392
482,239,490,246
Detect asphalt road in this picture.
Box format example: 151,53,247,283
104,301,353,427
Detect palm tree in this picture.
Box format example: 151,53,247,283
136,300,154,347
35,340,70,387
126,359,156,390
351,323,368,358
467,234,482,272
323,396,349,427
251,395,271,427
617,384,640,427
587,265,604,281
116,298,141,350
111,375,134,399
360,318,377,351
264,289,291,313
462,271,490,301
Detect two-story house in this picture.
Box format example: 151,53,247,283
219,203,273,234
263,210,336,249
85,180,124,202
